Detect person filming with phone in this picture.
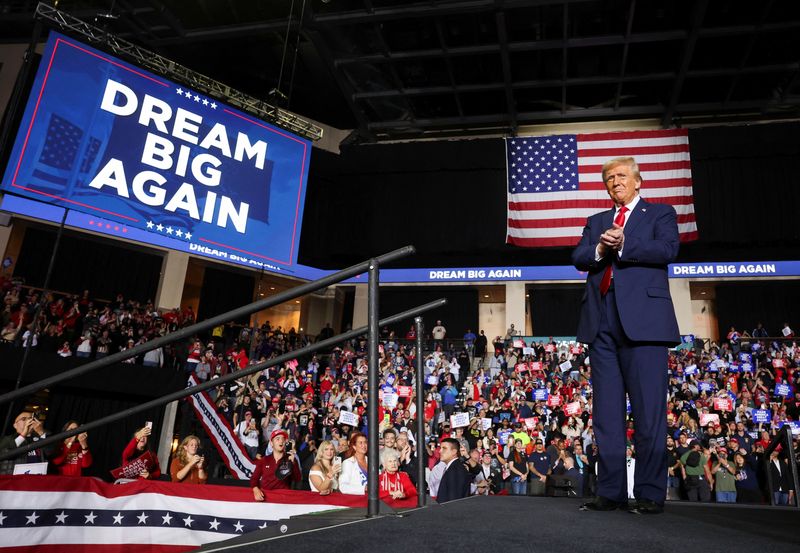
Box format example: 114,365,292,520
250,429,301,500
170,435,207,484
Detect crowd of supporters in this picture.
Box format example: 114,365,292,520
1,274,798,506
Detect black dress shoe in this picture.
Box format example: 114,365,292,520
579,496,624,511
628,499,664,515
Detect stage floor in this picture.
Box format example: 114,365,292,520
198,496,799,553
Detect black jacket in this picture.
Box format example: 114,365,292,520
436,460,472,503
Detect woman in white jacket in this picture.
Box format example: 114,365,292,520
339,431,368,495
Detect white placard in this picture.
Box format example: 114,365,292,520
382,393,399,409
783,326,793,337
338,410,359,427
480,417,493,431
427,375,439,386
559,360,572,372
523,347,535,355
12,462,48,475
450,412,470,428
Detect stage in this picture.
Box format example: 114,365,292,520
198,496,800,553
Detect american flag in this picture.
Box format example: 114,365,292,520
506,128,698,248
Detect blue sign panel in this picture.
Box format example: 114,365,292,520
2,32,310,269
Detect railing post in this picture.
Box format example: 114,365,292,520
415,316,427,507
367,259,380,517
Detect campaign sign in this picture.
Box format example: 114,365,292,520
480,418,493,431
522,347,535,356
738,353,752,363
515,363,529,373
570,346,582,355
546,394,562,407
681,334,696,344
728,363,741,373
751,409,771,423
450,412,470,429
698,381,713,393
513,339,525,348
337,410,359,427
706,360,719,373
684,364,698,376
545,344,555,353
426,375,439,386
530,362,542,372
741,362,753,373
772,359,784,369
386,373,396,386
699,413,720,427
779,421,800,435
774,384,791,397
397,385,413,397
559,360,572,373
523,417,538,430
533,388,549,401
498,430,512,445
2,32,311,269
713,397,733,412
564,402,581,416
382,392,399,409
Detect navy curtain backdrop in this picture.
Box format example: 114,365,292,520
13,224,162,302
714,281,800,340
299,121,800,269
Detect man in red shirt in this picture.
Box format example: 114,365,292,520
251,429,301,500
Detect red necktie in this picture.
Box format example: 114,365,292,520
599,206,628,295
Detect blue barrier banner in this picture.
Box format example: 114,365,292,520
669,261,800,278
751,409,771,423
2,32,310,269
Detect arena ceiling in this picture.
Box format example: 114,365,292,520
3,0,800,144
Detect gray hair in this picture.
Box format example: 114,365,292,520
380,447,401,467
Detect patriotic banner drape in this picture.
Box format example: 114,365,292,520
0,475,366,552
185,375,255,480
506,128,698,248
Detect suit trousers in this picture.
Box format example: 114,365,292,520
590,287,668,504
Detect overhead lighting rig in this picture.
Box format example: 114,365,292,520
34,2,323,141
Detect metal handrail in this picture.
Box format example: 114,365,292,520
763,424,799,507
0,245,415,408
0,298,446,461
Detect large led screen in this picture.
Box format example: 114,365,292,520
2,32,311,271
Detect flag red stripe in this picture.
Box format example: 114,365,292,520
2,546,189,553
509,196,695,211
577,177,692,190
576,144,689,157
577,128,688,141
507,213,696,229
577,160,691,174
507,235,580,247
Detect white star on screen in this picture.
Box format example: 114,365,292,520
146,220,154,229
185,232,192,240
202,98,209,106
184,90,192,98
176,229,184,238
166,226,174,235
194,95,201,102
176,87,183,95
210,102,217,109
156,224,164,232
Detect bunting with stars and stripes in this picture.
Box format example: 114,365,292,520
0,475,366,552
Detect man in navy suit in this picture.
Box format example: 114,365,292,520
572,157,680,515
435,438,472,503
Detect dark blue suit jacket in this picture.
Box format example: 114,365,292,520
436,460,472,503
571,198,680,345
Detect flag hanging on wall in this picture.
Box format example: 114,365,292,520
506,128,698,248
